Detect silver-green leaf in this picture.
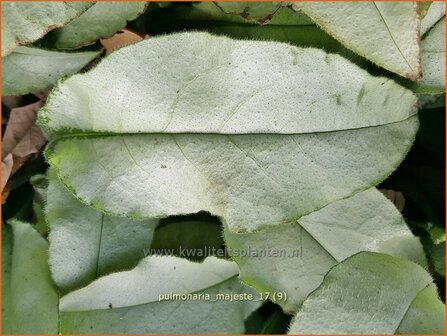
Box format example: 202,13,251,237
40,32,418,234
42,2,147,50
290,2,421,80
224,188,426,313
2,221,59,334
46,169,158,292
289,252,445,334
1,2,92,56
60,256,261,333
2,46,101,96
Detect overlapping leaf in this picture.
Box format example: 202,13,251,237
40,32,418,234
289,252,445,334
212,2,422,79
2,221,59,334
224,188,426,313
46,170,158,292
1,2,92,56
59,256,261,333
41,2,147,50
2,46,101,96
290,2,421,79
420,13,445,90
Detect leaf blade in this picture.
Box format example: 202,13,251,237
289,252,444,334
291,2,421,79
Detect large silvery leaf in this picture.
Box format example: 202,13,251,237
46,169,158,292
290,2,421,80
1,2,92,56
224,188,426,313
42,2,147,50
59,256,261,333
40,32,418,234
2,46,101,96
2,221,59,334
289,252,445,334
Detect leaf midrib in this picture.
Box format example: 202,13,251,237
43,112,418,141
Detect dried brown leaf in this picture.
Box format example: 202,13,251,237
100,29,146,53
2,153,13,192
1,100,47,192
379,189,406,212
2,101,45,158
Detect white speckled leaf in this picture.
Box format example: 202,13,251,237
224,188,426,313
40,32,418,233
2,46,101,96
46,169,158,292
291,2,421,80
2,221,59,334
420,16,445,89
42,2,147,50
60,256,261,333
1,2,92,56
421,1,445,36
289,252,445,334
415,5,445,108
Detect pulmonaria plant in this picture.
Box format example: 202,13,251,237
2,1,445,334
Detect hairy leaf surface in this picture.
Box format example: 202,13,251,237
46,170,158,292
60,256,260,333
224,188,426,312
289,252,445,334
2,46,101,95
2,221,59,333
1,2,92,56
421,1,445,36
415,4,445,108
420,16,445,89
40,32,418,233
290,2,421,79
42,2,147,50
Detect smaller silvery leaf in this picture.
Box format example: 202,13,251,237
60,256,261,333
420,16,445,89
421,1,445,36
42,2,147,50
46,169,158,292
1,2,92,56
289,252,445,334
2,221,59,334
2,46,101,96
224,188,426,313
290,2,421,80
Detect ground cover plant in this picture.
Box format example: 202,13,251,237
1,1,446,334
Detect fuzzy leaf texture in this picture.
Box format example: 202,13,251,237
1,2,92,56
288,252,445,334
2,221,59,333
290,1,421,79
224,188,427,313
59,256,260,333
213,2,422,79
39,32,418,234
46,169,159,292
2,46,101,96
41,2,147,50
